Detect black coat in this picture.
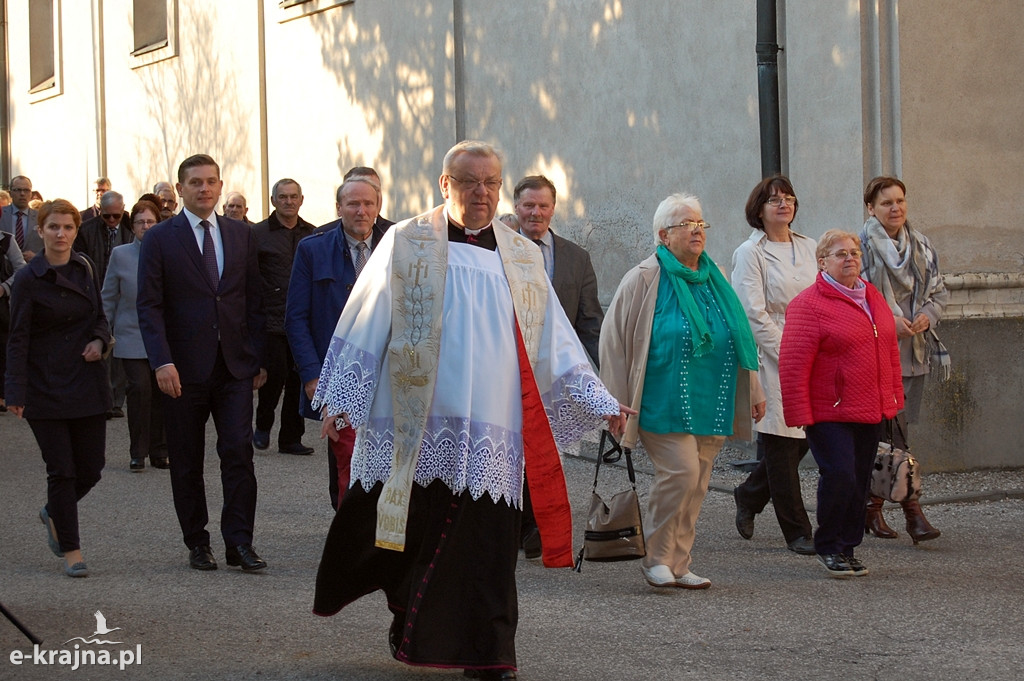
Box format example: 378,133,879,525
251,211,314,335
5,252,113,418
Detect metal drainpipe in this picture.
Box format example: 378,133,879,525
0,1,11,186
453,0,465,142
756,0,782,178
257,1,270,218
92,0,108,183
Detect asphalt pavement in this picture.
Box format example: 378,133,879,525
1,409,1022,681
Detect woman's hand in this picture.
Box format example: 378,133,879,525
895,316,915,339
752,400,767,423
603,404,638,439
8,405,24,418
909,313,931,335
82,339,104,362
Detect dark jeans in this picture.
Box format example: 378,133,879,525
255,334,305,447
162,347,258,549
805,421,882,556
29,414,106,552
734,433,813,543
122,358,167,461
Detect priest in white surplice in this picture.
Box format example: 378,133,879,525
311,141,631,679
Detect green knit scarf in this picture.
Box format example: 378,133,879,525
655,244,759,371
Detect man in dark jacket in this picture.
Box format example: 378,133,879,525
73,190,133,418
252,179,315,454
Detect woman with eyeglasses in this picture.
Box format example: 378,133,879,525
780,229,903,578
5,199,113,578
101,199,168,471
730,176,818,555
601,193,765,590
857,177,947,544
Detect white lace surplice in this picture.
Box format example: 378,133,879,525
313,229,619,508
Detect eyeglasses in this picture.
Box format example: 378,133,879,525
10,187,31,193
447,175,502,192
101,213,122,220
665,220,711,232
132,219,157,227
766,196,797,207
828,249,862,259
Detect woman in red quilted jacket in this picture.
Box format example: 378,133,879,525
779,229,903,578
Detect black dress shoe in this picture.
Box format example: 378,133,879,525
464,670,517,680
521,527,542,560
151,457,170,469
130,458,146,471
107,407,125,419
278,442,315,455
787,536,816,555
253,429,270,450
388,616,402,659
226,544,267,571
733,488,755,540
189,545,218,571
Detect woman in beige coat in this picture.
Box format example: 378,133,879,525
731,176,818,554
600,193,765,590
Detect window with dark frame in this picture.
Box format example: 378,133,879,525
28,0,55,93
132,0,169,56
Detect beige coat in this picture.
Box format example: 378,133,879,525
730,229,818,438
600,253,764,449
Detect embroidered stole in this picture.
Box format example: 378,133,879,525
376,210,572,566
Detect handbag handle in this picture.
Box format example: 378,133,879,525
884,416,909,449
594,430,638,491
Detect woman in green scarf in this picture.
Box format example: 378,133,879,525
600,193,765,590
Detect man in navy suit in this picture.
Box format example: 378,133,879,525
137,154,268,572
285,175,389,508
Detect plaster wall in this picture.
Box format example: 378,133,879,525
898,0,1024,276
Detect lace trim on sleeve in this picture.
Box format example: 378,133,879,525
544,363,620,447
311,335,379,428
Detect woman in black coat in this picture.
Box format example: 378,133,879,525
5,199,113,577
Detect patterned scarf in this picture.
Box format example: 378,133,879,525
655,245,759,371
860,216,942,364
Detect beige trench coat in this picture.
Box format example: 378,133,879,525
730,229,818,438
600,253,764,449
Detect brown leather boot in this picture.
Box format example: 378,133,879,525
865,495,898,538
902,498,941,544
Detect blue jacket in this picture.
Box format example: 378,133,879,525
285,219,388,419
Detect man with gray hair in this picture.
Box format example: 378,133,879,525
252,178,315,455
74,190,133,418
223,192,251,223
310,141,630,679
286,174,389,508
153,181,178,221
80,177,111,222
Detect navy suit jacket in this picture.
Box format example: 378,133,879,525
137,212,265,383
285,219,388,419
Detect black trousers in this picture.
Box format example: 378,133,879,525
122,358,167,461
28,414,106,552
255,334,305,446
162,348,258,549
805,421,882,556
734,433,813,543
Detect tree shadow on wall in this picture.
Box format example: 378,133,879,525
126,5,254,194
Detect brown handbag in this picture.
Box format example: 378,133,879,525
574,430,646,570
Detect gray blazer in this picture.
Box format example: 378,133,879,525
0,205,43,256
550,230,604,368
101,239,147,359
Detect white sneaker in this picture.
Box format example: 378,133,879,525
641,564,676,587
675,571,711,589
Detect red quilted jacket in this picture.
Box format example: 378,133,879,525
780,274,903,427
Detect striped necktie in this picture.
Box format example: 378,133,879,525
15,211,25,250
354,241,368,277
